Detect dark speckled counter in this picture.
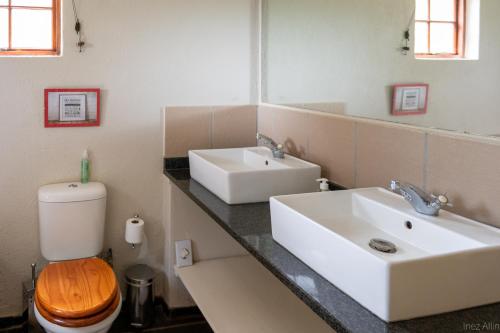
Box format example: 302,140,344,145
164,158,500,333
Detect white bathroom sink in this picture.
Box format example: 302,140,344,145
189,147,320,204
270,188,500,322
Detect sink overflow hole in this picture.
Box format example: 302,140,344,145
265,160,269,166
369,239,397,254
405,221,413,229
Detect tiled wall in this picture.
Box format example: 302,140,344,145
258,104,500,228
163,105,257,157
162,103,500,228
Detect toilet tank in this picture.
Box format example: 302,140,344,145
38,182,107,261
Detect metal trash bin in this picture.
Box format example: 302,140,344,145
125,264,156,327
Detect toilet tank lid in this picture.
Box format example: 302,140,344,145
39,182,106,203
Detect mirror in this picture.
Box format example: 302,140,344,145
262,0,500,136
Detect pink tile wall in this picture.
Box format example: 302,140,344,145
164,107,213,157
258,104,500,228
164,106,257,157
356,123,425,188
212,106,257,149
164,103,500,227
258,105,356,187
426,133,500,226
305,113,356,188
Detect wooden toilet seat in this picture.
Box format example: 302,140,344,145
35,258,120,327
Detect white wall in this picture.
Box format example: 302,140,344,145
0,0,257,317
263,0,500,136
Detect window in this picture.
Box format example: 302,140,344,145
0,0,60,56
415,0,465,58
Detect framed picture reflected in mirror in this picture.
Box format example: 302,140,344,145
391,84,428,116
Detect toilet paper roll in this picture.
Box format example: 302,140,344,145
125,217,144,245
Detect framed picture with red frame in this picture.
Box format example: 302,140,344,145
391,84,429,116
44,88,101,128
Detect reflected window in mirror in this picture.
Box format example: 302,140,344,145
415,0,465,58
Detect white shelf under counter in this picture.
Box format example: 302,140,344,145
175,255,335,333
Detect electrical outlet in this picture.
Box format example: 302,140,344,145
175,240,193,268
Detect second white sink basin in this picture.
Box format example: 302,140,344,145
270,188,500,322
189,147,320,204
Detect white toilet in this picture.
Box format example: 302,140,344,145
34,182,121,333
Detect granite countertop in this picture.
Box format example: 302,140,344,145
164,158,500,333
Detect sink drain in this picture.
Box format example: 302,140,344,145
369,239,397,254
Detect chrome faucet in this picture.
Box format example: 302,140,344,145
390,180,450,216
256,133,285,159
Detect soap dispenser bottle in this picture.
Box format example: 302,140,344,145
81,149,90,184
316,178,330,192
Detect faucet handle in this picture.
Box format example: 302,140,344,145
389,180,400,192
437,195,449,205
431,193,452,208
440,195,453,207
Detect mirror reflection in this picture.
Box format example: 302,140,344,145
262,0,500,136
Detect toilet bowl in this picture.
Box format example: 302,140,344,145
33,258,121,333
36,182,120,333
35,296,121,333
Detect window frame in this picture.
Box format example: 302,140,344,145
0,0,61,56
415,0,466,59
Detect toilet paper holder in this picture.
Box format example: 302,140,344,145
130,214,139,249
126,214,144,249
